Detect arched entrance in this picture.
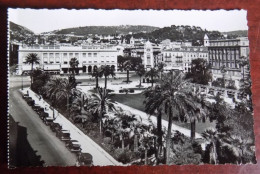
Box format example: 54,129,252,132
83,66,87,73
88,66,92,73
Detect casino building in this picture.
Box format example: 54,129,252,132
17,45,119,75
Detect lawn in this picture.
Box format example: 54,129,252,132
110,93,215,134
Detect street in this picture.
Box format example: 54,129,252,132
9,76,77,166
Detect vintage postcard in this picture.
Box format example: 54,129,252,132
8,8,256,167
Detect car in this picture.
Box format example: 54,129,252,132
32,105,41,111
66,140,82,154
40,112,49,120
22,94,29,99
56,130,71,142
50,123,62,132
44,117,54,125
77,153,93,166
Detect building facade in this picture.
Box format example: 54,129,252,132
207,36,249,83
160,46,208,72
18,45,119,75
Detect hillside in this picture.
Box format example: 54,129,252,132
222,30,248,38
9,21,35,42
45,25,160,36
126,25,224,45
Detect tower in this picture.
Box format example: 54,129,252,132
204,34,210,47
143,40,154,69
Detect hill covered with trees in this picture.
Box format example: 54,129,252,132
125,25,225,45
46,25,160,36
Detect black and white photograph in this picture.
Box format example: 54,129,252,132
8,9,256,167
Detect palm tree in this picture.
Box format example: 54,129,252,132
25,53,40,87
44,78,65,119
101,65,115,89
135,64,146,87
145,68,159,87
123,60,132,83
202,128,219,164
157,62,166,79
55,78,75,115
69,57,79,76
143,71,204,164
89,88,116,136
92,67,104,89
143,85,164,158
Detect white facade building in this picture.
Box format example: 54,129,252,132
18,45,118,75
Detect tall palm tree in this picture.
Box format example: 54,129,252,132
55,78,75,115
89,88,116,136
25,53,40,87
135,64,146,87
92,67,104,89
44,78,65,119
202,128,219,164
123,60,132,83
145,68,159,87
101,65,115,89
143,71,203,164
143,85,164,158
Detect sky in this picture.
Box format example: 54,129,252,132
8,8,248,34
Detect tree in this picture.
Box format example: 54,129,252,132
123,60,132,83
156,62,166,79
143,71,202,164
69,57,79,76
101,65,115,89
92,67,104,89
135,64,146,87
185,58,212,85
25,53,40,87
202,128,219,164
143,85,164,159
145,68,159,87
89,88,116,136
220,65,227,88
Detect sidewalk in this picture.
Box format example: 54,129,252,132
22,88,122,166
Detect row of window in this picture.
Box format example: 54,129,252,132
42,52,114,58
209,41,240,47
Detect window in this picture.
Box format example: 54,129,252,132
88,53,92,57
64,61,68,64
69,53,73,57
94,53,97,57
75,53,79,58
89,61,92,63
83,53,86,58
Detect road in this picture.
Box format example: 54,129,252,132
9,76,77,166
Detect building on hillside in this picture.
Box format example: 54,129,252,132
206,35,249,87
17,45,118,75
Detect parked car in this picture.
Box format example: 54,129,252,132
67,140,82,154
40,112,49,120
78,153,93,166
50,123,62,132
56,130,71,142
44,117,54,125
22,94,29,99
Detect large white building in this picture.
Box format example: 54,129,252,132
160,46,208,72
18,45,119,75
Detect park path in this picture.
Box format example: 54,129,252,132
24,88,122,166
